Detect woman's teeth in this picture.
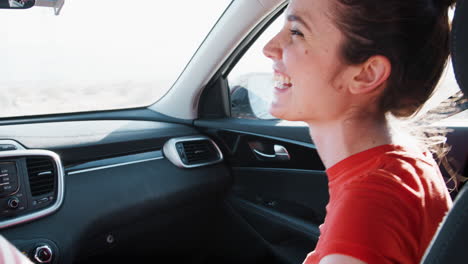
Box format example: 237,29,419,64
274,74,293,90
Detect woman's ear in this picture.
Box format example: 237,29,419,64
349,55,391,95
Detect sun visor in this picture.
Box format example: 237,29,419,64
452,0,468,96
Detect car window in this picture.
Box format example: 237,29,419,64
228,13,284,120
228,9,463,124
0,0,231,118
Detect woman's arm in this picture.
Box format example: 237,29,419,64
0,235,33,264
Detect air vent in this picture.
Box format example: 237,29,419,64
26,157,56,197
164,136,224,168
177,140,220,165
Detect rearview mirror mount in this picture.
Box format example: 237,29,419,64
35,0,64,15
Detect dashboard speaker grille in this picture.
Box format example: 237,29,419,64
178,140,220,165
26,157,56,197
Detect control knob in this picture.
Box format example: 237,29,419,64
7,197,19,209
33,245,53,263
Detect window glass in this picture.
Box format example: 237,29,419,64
229,13,284,120
0,0,231,118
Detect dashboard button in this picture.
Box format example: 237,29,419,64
7,197,20,209
0,163,16,175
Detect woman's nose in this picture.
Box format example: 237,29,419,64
263,34,282,60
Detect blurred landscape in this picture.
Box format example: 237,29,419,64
0,80,169,118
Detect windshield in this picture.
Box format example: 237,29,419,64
0,0,231,118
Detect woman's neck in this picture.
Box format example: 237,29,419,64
307,113,393,169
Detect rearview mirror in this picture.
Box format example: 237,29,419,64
0,0,35,9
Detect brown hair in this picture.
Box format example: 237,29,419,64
330,0,467,190
331,0,456,117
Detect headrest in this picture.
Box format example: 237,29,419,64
452,0,468,96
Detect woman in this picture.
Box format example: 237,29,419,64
263,0,455,263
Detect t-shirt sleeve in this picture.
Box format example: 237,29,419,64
0,235,34,264
317,173,422,264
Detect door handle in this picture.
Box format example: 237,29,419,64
252,144,290,161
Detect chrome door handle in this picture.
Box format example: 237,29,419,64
252,144,290,161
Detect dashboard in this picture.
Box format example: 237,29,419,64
0,120,231,263
0,145,65,231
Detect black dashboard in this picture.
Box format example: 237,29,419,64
0,120,231,263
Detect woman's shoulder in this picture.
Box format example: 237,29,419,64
342,145,450,206
377,144,443,189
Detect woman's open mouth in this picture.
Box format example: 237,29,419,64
274,73,293,91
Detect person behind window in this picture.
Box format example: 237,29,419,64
263,0,456,263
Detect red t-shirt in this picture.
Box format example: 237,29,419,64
303,144,452,264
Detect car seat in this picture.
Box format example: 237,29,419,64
421,0,468,263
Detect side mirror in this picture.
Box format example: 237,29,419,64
0,0,35,9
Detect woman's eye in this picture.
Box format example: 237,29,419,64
289,29,304,37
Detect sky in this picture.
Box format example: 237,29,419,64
1,0,231,86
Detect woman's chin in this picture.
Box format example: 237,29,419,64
269,104,308,122
269,105,283,119
269,104,291,120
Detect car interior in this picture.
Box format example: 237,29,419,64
0,0,466,264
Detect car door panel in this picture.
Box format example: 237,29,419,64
197,119,329,264
229,197,319,264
